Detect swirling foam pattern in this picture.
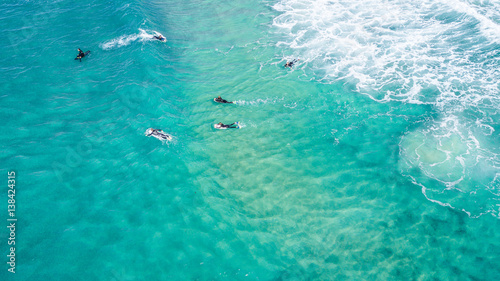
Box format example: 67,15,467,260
273,0,500,218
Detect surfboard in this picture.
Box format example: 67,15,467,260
214,124,227,129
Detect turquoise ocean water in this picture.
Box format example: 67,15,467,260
1,0,499,280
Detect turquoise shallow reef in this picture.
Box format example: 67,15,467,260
1,0,499,280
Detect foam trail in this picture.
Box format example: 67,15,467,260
234,97,284,106
100,29,165,50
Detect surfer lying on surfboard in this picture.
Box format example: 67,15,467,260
145,128,172,140
214,96,233,104
214,122,239,129
153,35,165,41
284,59,299,68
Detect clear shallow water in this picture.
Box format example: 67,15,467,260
1,0,499,280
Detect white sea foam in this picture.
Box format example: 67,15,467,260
272,0,500,218
100,29,165,50
234,97,285,106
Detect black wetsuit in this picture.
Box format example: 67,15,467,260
149,129,171,139
284,59,298,68
153,36,164,41
215,97,232,104
219,123,237,128
76,50,86,61
148,129,159,135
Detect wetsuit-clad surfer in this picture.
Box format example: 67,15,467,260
147,128,167,136
284,59,299,68
146,128,159,136
217,122,238,129
214,96,233,104
76,48,87,62
146,128,171,140
153,35,164,41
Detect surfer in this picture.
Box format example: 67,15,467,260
284,59,299,68
215,122,239,129
214,96,233,104
145,128,171,140
146,128,160,136
153,34,165,41
75,48,89,62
